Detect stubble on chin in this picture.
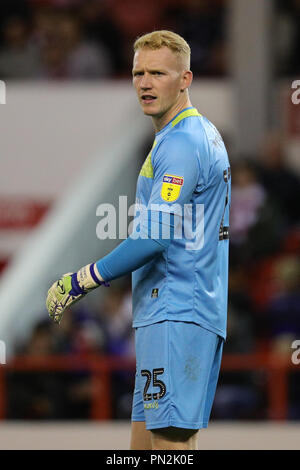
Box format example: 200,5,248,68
141,105,159,117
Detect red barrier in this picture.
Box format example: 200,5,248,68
0,353,298,420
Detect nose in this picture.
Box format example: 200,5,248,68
140,72,152,90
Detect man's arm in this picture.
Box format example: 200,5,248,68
47,130,201,324
46,213,173,324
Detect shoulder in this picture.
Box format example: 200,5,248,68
152,131,197,170
151,131,200,182
157,129,199,156
200,115,225,149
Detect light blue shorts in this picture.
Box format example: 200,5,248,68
131,320,223,430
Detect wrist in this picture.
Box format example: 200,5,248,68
76,263,105,292
91,263,105,283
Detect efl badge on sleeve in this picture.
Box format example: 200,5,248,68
161,174,184,202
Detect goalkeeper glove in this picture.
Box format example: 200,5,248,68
46,263,109,324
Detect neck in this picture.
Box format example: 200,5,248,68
152,94,193,133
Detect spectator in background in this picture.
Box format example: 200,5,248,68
20,319,55,356
229,159,283,267
95,282,135,419
31,5,57,46
111,0,164,74
51,303,109,419
50,305,106,356
225,265,255,354
288,0,300,75
78,0,124,76
49,307,76,354
275,0,300,75
257,131,300,228
264,256,300,355
97,283,134,358
262,254,300,420
40,11,113,79
7,320,64,419
230,160,266,247
0,14,42,79
165,0,227,76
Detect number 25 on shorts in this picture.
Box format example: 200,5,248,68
141,368,166,401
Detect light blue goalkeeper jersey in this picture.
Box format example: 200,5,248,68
132,107,231,339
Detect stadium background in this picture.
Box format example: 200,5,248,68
0,0,299,449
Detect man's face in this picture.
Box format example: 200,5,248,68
132,47,186,118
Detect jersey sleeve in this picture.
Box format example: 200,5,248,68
96,235,168,282
148,130,207,215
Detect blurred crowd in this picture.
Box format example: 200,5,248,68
6,130,300,422
8,279,135,420
212,131,300,421
0,0,227,80
275,0,300,75
1,0,298,79
228,131,300,355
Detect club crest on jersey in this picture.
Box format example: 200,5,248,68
161,174,184,202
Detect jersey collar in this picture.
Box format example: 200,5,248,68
155,106,200,138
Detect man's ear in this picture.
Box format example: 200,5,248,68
181,70,193,92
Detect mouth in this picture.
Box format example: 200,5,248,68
141,94,157,104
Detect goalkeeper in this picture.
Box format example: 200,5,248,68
46,30,230,451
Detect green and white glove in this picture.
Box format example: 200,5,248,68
46,263,109,324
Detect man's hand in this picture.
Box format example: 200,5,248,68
46,263,109,324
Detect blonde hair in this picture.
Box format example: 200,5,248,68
133,30,191,70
